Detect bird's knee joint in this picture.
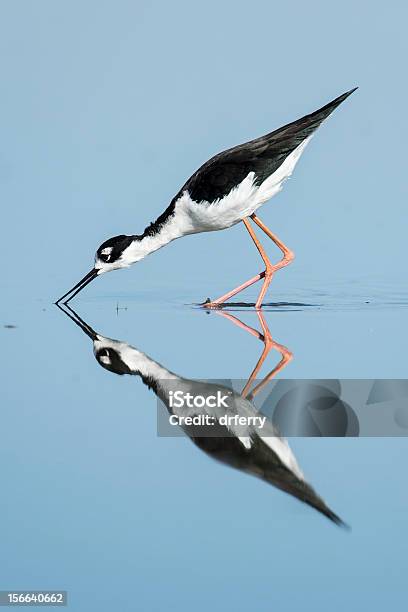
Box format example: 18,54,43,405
283,250,295,264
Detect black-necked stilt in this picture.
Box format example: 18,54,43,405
56,88,357,307
58,303,348,527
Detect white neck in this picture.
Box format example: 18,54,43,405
122,207,193,264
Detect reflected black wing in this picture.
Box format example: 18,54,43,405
193,434,348,528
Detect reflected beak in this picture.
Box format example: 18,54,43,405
55,302,99,340
55,268,99,304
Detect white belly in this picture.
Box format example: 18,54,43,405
176,135,311,234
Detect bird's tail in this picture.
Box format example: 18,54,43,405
266,87,358,146
303,87,358,126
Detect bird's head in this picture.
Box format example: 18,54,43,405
55,234,135,304
94,234,135,273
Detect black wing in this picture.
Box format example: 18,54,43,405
182,88,357,204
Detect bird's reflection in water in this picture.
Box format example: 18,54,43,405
58,304,348,528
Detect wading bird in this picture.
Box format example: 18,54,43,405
56,88,357,307
57,303,348,527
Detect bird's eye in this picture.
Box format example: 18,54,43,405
100,247,112,262
97,348,111,365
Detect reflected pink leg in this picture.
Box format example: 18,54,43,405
215,310,263,340
216,309,293,398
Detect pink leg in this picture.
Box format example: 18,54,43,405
203,272,264,306
203,215,294,309
251,213,295,309
203,218,272,308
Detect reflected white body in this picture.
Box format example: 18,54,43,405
94,335,304,478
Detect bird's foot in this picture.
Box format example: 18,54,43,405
199,297,223,309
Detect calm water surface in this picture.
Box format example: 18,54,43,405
1,281,407,611
2,0,408,607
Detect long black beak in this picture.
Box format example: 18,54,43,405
55,268,98,304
